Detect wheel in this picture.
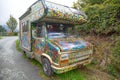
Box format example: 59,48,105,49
22,50,33,59
25,52,33,59
22,50,26,54
42,58,53,76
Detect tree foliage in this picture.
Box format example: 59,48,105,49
6,15,18,32
0,25,6,32
73,0,120,35
0,25,6,36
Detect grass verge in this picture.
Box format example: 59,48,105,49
16,39,21,52
0,36,2,39
54,69,86,80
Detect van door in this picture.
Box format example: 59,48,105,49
32,25,46,61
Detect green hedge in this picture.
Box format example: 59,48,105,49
7,32,18,36
74,0,120,35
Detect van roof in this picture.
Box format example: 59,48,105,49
19,0,87,25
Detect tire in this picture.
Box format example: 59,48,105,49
22,50,26,54
22,50,33,59
42,58,53,76
25,52,33,59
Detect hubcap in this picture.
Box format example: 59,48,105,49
44,63,48,72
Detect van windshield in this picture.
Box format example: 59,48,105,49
46,24,77,39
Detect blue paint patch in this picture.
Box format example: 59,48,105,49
58,40,87,51
22,34,30,49
48,42,60,51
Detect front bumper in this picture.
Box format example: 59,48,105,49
51,58,92,74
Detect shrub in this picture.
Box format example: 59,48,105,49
14,32,18,36
73,0,120,35
107,40,120,78
7,32,18,36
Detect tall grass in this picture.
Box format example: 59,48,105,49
107,40,120,78
54,69,86,80
16,39,21,52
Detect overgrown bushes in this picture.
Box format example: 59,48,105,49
74,0,120,35
7,32,18,36
74,0,120,78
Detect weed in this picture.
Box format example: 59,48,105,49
16,39,21,52
107,65,120,78
54,69,86,80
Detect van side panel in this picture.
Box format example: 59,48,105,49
20,19,32,51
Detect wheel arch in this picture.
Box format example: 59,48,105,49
41,54,52,64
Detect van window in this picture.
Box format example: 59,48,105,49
46,23,78,39
22,21,29,32
35,25,45,38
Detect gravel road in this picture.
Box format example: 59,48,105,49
0,37,43,80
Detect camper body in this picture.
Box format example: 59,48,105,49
19,0,93,76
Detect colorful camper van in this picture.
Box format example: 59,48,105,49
19,0,93,76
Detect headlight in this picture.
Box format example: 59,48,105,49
60,54,69,66
61,54,69,60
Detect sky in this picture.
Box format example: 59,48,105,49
0,0,77,26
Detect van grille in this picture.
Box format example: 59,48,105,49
69,50,92,64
